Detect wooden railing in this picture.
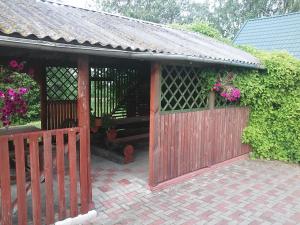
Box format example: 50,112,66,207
46,100,78,130
0,127,91,225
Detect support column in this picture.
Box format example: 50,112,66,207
32,63,47,130
149,63,160,187
77,55,92,212
40,67,47,130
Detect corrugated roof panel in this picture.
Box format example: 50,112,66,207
234,12,300,59
0,0,262,68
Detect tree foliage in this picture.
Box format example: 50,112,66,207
169,22,230,43
100,0,189,23
210,0,300,38
99,0,300,38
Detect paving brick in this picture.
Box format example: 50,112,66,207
88,153,300,225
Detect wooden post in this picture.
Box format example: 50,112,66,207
40,67,47,130
32,63,47,130
77,55,92,212
149,63,160,187
208,91,216,110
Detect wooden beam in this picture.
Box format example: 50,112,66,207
149,63,161,187
77,55,92,211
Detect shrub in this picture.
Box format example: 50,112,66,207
234,49,300,163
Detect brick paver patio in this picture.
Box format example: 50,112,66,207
88,148,300,225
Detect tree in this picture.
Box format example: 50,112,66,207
100,0,208,24
210,0,300,38
170,22,225,41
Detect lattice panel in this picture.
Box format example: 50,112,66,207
46,67,78,100
161,65,208,112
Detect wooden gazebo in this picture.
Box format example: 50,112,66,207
0,0,263,224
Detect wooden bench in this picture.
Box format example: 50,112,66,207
105,116,149,163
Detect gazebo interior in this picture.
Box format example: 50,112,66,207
2,46,152,164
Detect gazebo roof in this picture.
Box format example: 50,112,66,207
0,0,262,68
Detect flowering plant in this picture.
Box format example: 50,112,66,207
212,72,241,102
0,60,33,127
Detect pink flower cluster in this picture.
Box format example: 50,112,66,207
0,88,28,126
9,59,25,71
212,75,241,102
220,88,241,102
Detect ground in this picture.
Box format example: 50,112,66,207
88,148,300,225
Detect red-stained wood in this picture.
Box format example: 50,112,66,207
43,132,55,225
152,107,250,186
77,56,92,209
14,135,27,225
56,130,66,220
47,100,77,130
68,129,78,217
0,136,12,225
0,127,83,225
80,127,89,214
149,63,160,187
29,134,42,225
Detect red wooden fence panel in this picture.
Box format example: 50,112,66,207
47,100,77,130
0,136,12,225
0,127,91,225
14,135,27,225
43,132,54,225
56,130,66,220
151,107,250,186
68,130,78,217
29,134,42,225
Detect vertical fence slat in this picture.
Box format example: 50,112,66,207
14,135,27,225
68,129,78,217
43,132,55,224
29,134,42,225
56,130,66,220
0,137,12,225
80,127,89,214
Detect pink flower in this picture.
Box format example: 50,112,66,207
18,87,28,95
18,63,24,71
9,60,18,69
7,88,15,97
0,90,4,99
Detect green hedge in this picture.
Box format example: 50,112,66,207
234,49,300,163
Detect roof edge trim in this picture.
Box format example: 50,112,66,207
0,36,264,69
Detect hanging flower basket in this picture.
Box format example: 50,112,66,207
212,72,241,102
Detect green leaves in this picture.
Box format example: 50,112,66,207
236,50,300,163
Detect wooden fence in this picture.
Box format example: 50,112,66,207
46,100,78,130
0,127,91,225
150,107,250,185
